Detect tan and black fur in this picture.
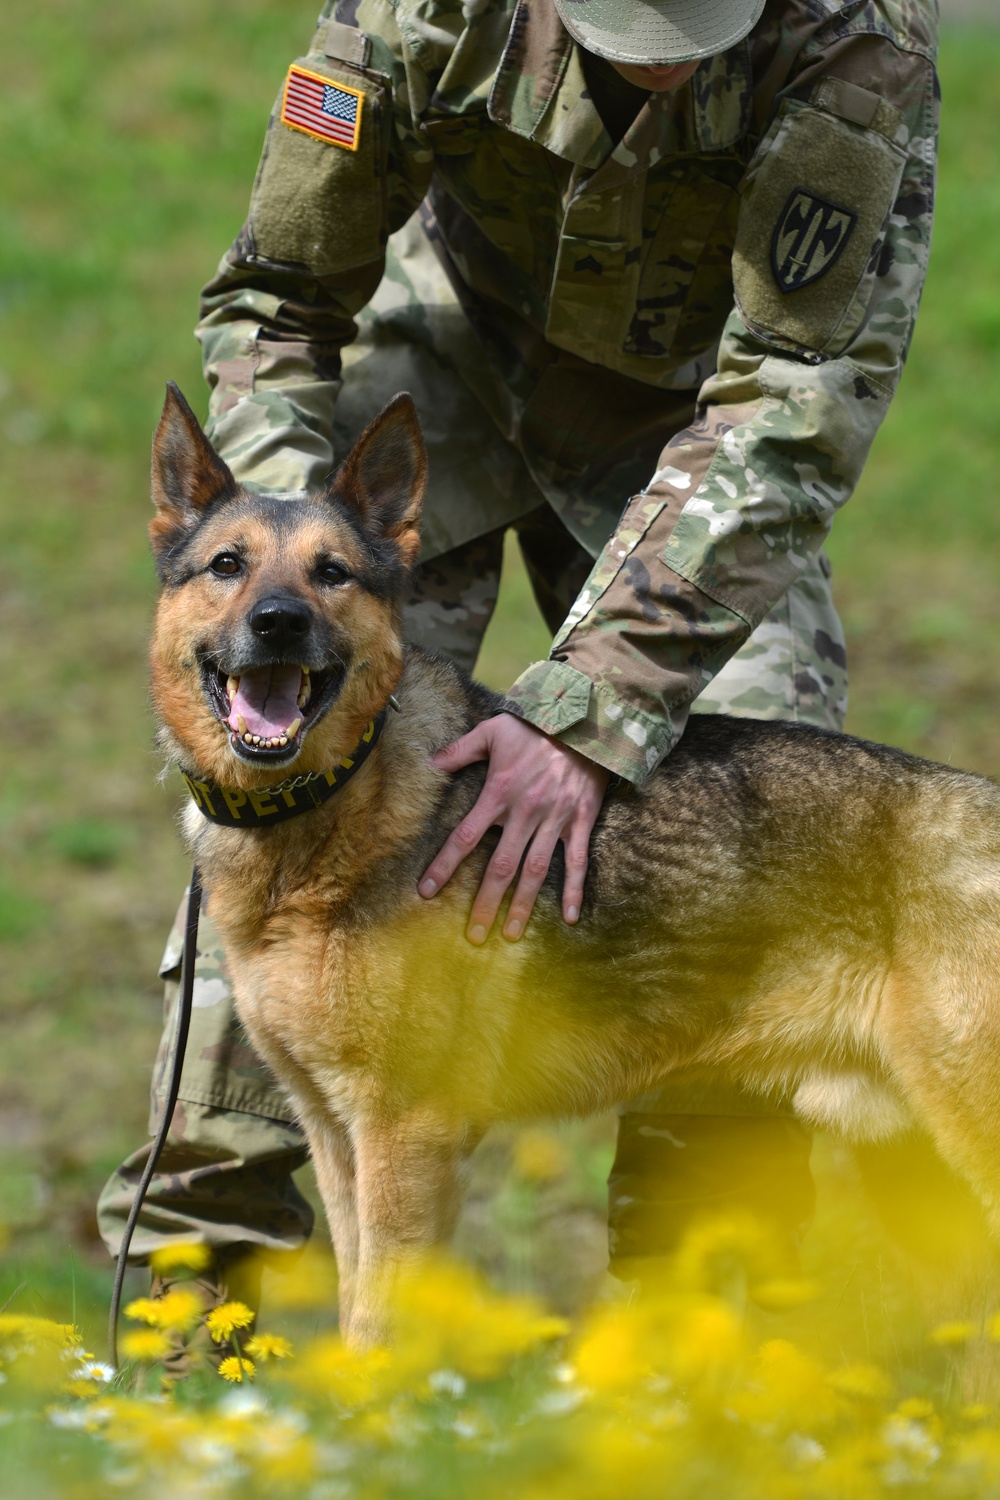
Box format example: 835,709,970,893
150,384,1000,1346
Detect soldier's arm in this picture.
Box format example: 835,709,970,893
195,0,434,493
504,25,939,786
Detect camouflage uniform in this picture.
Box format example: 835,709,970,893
98,0,937,1268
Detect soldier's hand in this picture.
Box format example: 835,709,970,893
418,712,610,944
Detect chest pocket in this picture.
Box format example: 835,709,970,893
625,162,741,363
246,53,390,276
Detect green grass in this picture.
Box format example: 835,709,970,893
0,0,998,1381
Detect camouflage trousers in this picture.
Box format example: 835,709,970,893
97,218,848,1269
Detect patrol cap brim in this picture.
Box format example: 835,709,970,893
553,0,766,66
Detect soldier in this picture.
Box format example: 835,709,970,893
99,0,939,1318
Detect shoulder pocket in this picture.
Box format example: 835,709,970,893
732,89,907,356
246,55,389,276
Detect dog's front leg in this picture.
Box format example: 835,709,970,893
345,1110,476,1348
306,1114,361,1334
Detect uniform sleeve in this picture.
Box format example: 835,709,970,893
505,31,939,784
195,0,434,493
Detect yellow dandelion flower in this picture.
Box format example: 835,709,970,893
0,1315,76,1348
828,1362,892,1402
898,1397,936,1420
750,1277,820,1312
671,1212,780,1295
390,1259,568,1384
288,1334,392,1408
124,1287,201,1333
120,1329,172,1362
732,1339,839,1429
573,1306,651,1394
149,1241,212,1276
266,1244,339,1312
669,1296,745,1381
930,1320,977,1346
512,1129,570,1183
245,1334,294,1363
962,1403,991,1423
206,1301,255,1343
218,1355,256,1382
123,1297,160,1325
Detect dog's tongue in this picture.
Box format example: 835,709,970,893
227,665,302,738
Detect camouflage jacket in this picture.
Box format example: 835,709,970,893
198,0,938,783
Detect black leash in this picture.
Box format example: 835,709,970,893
108,869,202,1368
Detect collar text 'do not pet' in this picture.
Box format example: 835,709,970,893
179,712,386,827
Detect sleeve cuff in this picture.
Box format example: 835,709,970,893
504,660,687,786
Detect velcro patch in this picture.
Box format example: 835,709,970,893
280,64,363,151
771,189,857,293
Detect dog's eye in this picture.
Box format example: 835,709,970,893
318,561,348,586
209,553,241,577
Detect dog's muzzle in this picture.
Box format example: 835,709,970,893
202,660,346,764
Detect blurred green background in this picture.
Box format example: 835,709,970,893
1,0,999,1363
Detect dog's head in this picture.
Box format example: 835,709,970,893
149,383,426,787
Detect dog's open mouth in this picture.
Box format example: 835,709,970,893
203,662,345,763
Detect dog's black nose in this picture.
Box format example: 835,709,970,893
249,595,311,644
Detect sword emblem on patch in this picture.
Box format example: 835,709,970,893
281,64,363,151
771,188,857,293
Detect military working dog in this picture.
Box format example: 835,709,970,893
149,383,1000,1346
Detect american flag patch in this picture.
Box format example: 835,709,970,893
280,65,363,151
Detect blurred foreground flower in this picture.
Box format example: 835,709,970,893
513,1129,571,1183
245,1333,293,1362
828,1363,893,1403
930,1320,978,1346
125,1286,202,1333
391,1257,569,1382
120,1329,172,1362
266,1244,339,1312
148,1241,212,1276
0,1314,76,1351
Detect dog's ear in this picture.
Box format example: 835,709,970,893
150,382,237,558
333,393,426,569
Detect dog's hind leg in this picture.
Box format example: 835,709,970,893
879,956,1000,1240
345,1110,480,1348
307,1115,361,1334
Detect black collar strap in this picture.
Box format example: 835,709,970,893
180,712,386,827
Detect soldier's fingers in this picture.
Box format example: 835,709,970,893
418,795,505,898
429,720,492,771
465,817,538,944
502,821,562,941
561,814,595,924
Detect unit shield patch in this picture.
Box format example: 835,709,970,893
281,64,363,151
771,188,858,294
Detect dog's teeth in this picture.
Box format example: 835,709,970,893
252,735,261,745
237,715,248,736
226,675,239,702
244,733,253,745
298,668,311,709
278,735,288,747
286,717,302,740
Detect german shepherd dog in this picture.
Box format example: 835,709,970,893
150,383,1000,1346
